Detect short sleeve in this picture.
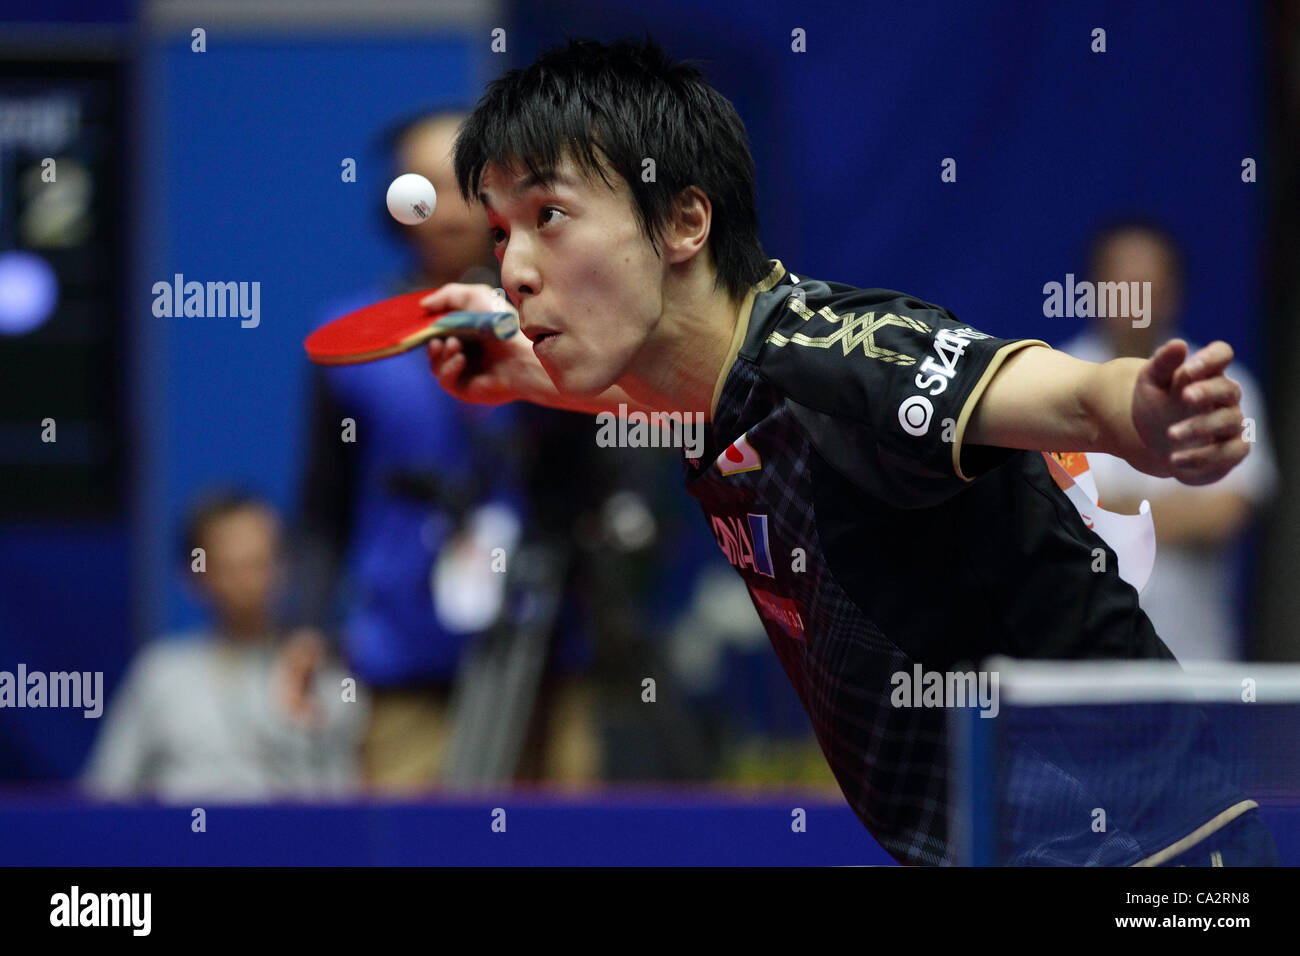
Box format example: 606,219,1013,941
756,290,1047,508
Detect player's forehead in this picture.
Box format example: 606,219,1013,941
477,151,615,211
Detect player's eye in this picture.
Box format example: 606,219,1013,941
538,206,564,228
489,226,507,246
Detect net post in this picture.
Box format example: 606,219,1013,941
950,664,998,865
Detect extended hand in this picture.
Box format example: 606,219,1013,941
1130,339,1248,485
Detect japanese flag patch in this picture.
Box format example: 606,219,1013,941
717,432,762,476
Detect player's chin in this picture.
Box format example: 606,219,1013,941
551,369,618,399
540,351,620,398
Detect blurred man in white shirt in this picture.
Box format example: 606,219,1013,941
1061,222,1278,660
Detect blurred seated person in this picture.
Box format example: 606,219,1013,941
1059,220,1278,660
81,491,367,802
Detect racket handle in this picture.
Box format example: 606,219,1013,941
429,311,518,341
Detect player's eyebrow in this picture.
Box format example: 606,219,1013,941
479,169,576,211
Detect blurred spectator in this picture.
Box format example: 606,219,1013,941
294,110,598,790
1060,221,1279,660
82,491,366,801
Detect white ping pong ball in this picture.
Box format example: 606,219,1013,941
386,173,437,225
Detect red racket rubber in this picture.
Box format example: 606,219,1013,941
304,289,517,366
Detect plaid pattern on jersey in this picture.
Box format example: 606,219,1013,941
689,360,952,863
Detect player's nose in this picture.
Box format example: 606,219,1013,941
499,237,539,307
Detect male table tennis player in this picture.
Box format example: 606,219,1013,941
422,38,1275,865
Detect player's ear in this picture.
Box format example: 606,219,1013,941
664,186,710,265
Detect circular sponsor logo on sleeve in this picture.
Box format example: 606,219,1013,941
898,395,934,436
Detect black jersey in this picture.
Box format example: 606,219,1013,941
684,260,1249,865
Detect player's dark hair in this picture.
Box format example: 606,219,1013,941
1086,217,1185,287
453,36,771,302
182,488,274,563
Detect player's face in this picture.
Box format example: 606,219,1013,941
479,155,665,396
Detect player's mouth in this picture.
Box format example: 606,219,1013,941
533,330,560,356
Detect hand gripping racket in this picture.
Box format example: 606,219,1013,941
304,289,517,366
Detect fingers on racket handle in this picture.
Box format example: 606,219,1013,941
428,311,518,341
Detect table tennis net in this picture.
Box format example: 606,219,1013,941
949,658,1300,865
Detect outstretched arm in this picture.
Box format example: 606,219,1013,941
965,339,1248,486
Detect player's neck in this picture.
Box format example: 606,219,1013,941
617,269,743,421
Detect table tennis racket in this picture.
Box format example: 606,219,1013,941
304,289,518,366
